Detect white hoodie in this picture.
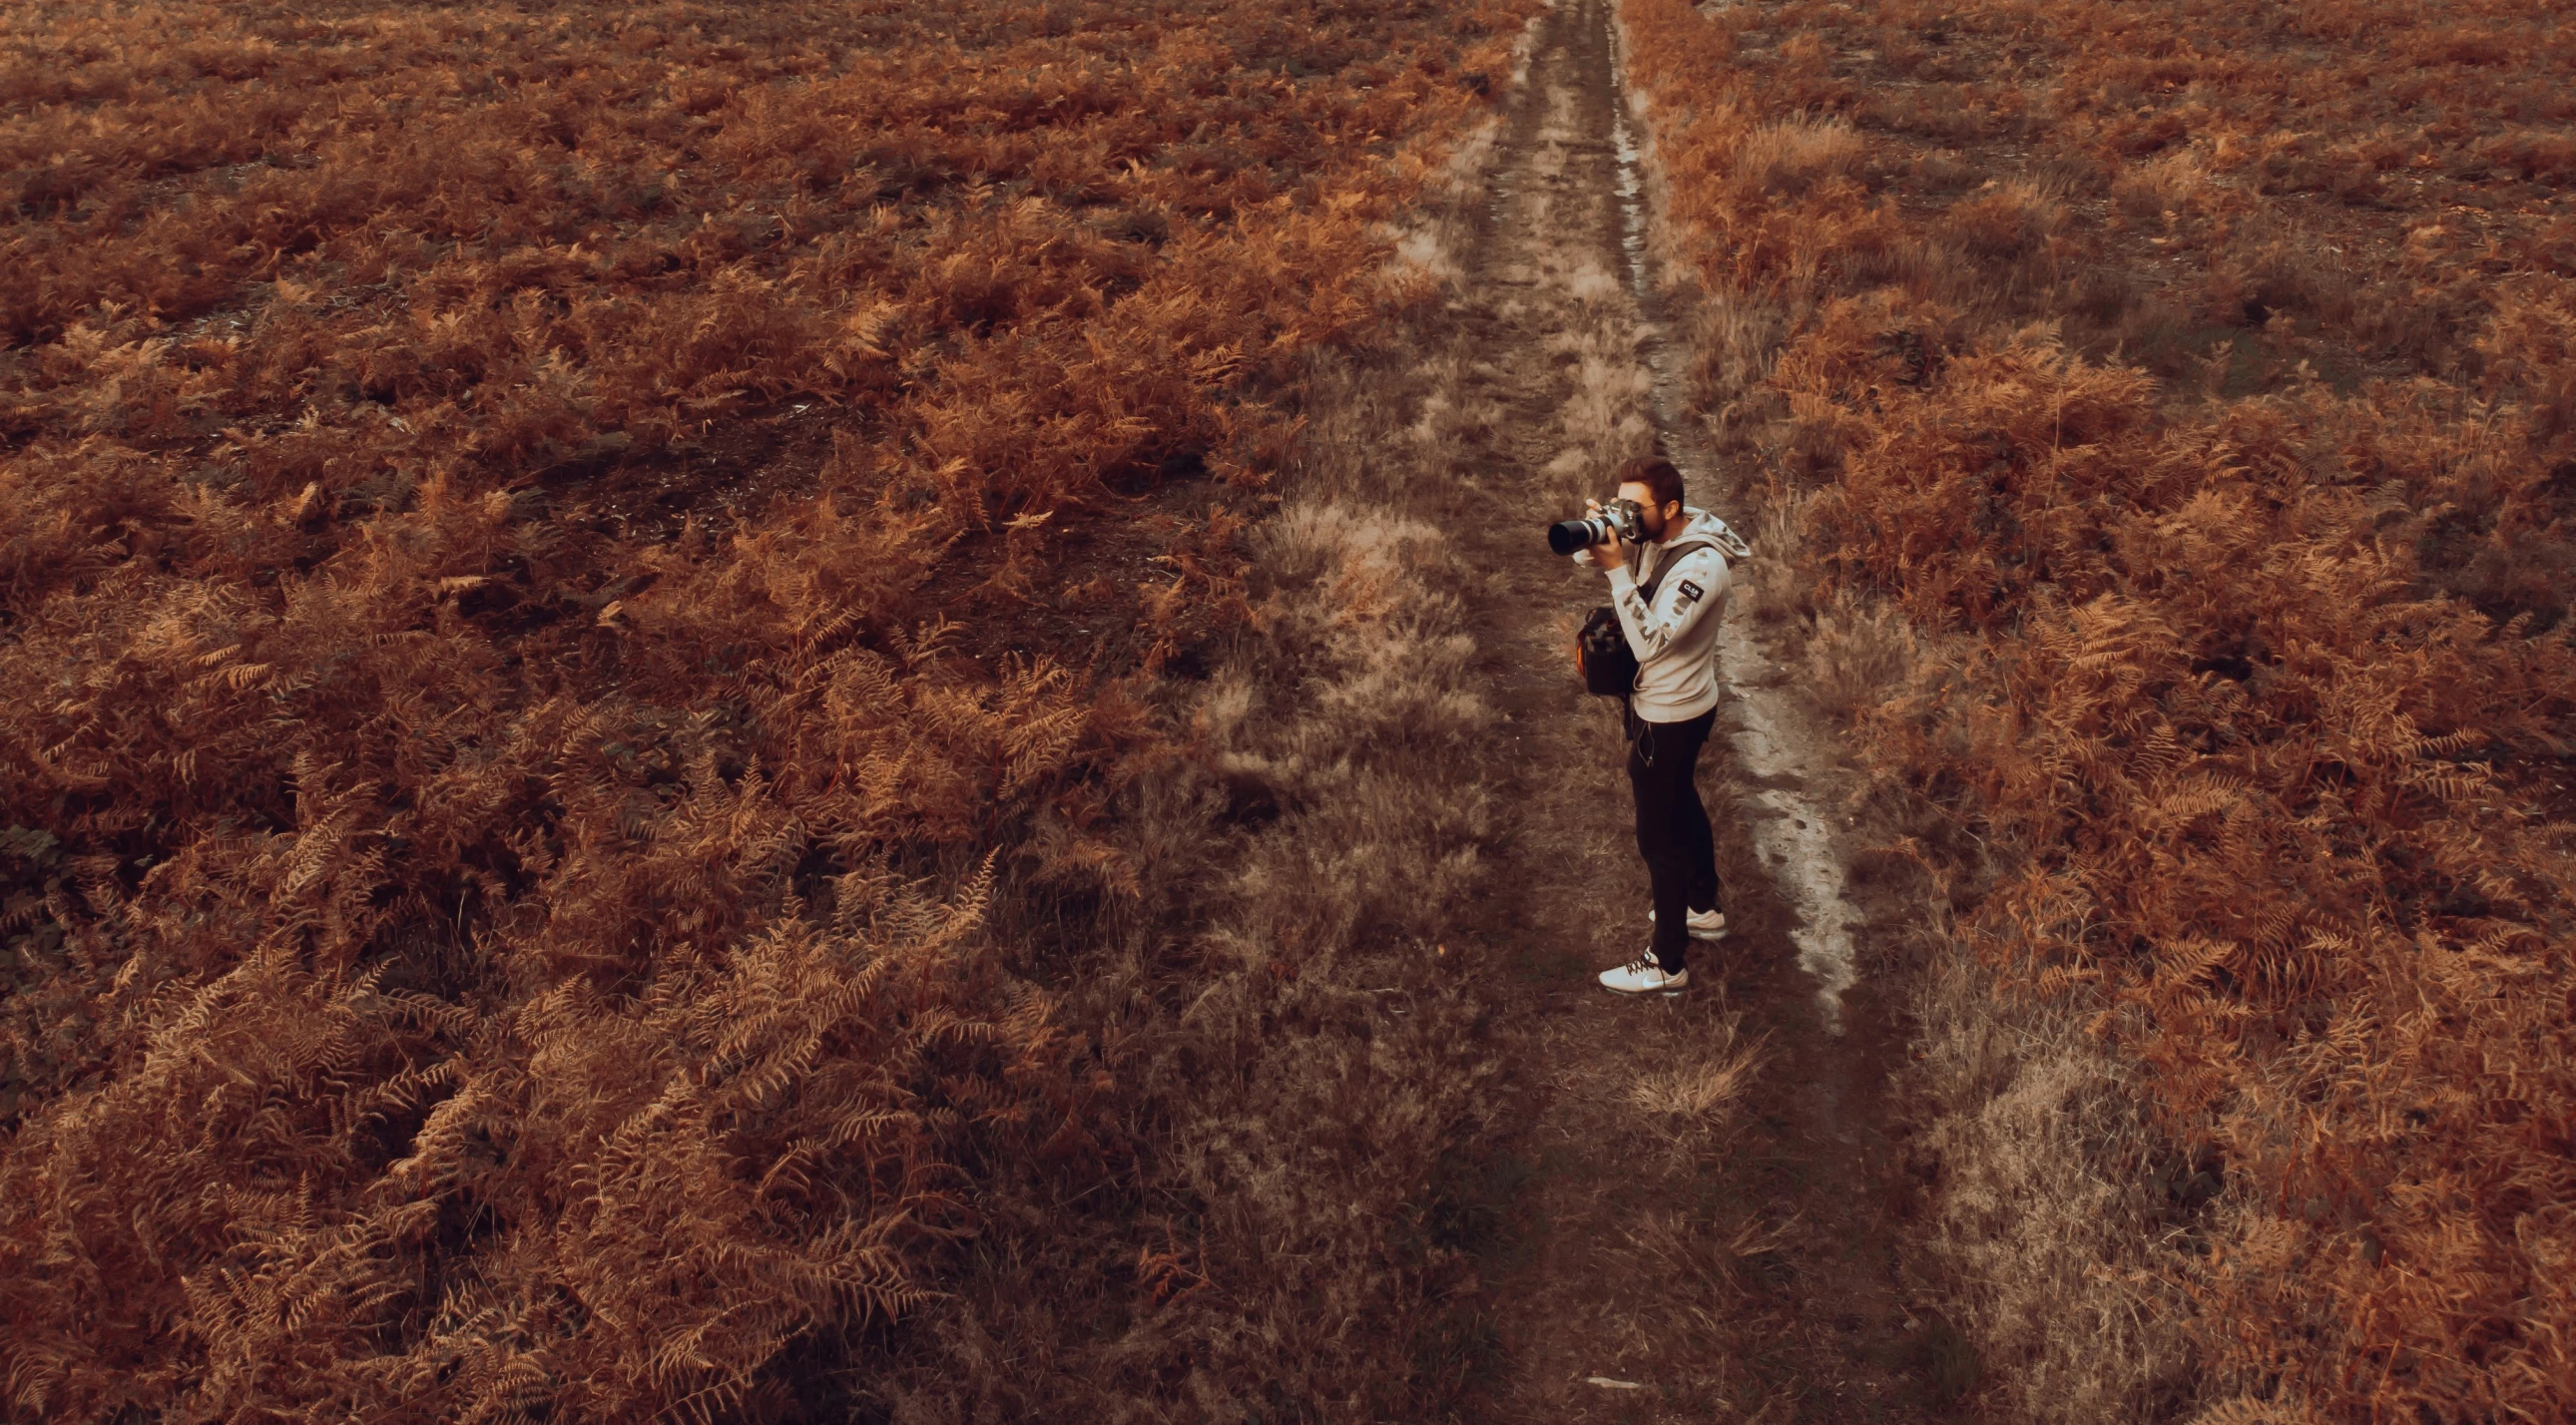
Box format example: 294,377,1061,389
1574,506,1739,721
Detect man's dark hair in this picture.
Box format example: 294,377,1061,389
1617,455,1687,511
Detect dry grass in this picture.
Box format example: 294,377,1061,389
1733,116,1870,201
2111,150,2218,227
1798,587,1934,727
1626,1043,1762,1124
1909,949,2197,1424
1619,0,2576,1418
1942,180,2067,261
1627,1015,1765,1123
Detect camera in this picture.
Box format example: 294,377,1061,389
1547,498,1647,556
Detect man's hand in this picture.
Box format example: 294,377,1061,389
1585,498,1626,571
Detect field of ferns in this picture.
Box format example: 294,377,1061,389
1619,0,2575,1418
7,0,2573,1418
0,0,1537,1418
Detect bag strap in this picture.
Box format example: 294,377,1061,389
1636,539,1717,605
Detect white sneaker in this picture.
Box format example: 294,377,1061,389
1649,907,1729,941
1598,953,1690,995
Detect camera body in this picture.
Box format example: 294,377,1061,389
1547,498,1649,556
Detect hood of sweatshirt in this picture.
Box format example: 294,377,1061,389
1674,505,1754,563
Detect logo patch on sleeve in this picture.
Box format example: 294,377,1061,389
1677,579,1705,604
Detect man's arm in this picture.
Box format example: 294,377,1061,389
1607,547,1727,662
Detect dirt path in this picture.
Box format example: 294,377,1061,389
1409,2,1969,1418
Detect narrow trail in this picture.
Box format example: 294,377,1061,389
1412,2,1965,1418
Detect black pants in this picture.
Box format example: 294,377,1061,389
1628,707,1722,973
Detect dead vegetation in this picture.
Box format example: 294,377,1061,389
0,0,1547,1417
1619,0,2576,1418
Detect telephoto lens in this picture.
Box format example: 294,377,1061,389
1547,516,1606,556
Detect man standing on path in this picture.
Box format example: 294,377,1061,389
1575,456,1742,994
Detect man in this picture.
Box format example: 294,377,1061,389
1574,455,1738,995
